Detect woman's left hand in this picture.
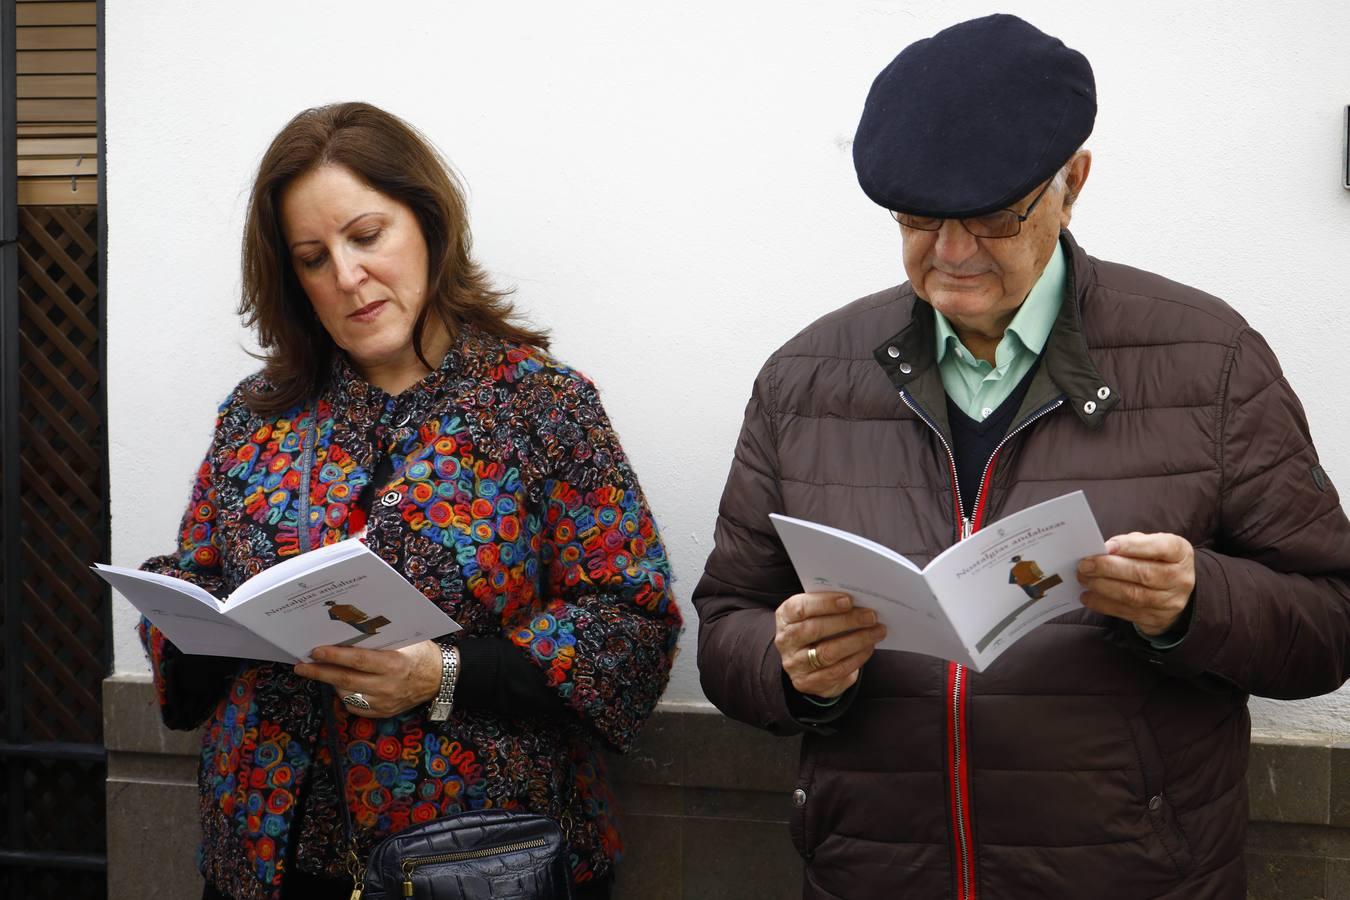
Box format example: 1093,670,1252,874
294,639,443,718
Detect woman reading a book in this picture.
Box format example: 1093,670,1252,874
137,102,682,900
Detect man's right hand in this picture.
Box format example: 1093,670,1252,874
775,592,887,699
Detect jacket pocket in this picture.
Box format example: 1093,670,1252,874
1125,712,1195,879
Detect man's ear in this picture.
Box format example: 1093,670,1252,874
1060,150,1092,227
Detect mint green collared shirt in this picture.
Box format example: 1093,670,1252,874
934,242,1066,421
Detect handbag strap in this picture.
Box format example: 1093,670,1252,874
321,686,581,899
320,687,366,897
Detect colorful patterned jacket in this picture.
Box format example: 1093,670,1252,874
139,324,682,900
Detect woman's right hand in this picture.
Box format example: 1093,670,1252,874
294,640,443,718
774,592,887,699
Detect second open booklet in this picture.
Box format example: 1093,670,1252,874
769,491,1105,672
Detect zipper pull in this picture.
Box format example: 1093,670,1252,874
403,876,414,897
960,518,973,541
403,860,416,897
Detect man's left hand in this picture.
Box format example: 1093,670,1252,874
293,640,442,718
1077,532,1195,637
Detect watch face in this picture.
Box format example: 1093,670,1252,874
428,701,452,722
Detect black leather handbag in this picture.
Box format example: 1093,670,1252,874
357,808,572,900
324,692,573,899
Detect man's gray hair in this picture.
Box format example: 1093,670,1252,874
1054,149,1086,208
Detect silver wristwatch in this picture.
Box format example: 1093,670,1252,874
428,643,459,722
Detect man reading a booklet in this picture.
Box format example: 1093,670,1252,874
693,14,1350,900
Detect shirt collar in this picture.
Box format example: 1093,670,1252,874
933,240,1066,366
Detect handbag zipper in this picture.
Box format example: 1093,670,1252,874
400,838,550,896
899,390,1064,900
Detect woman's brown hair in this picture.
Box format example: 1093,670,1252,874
240,102,548,415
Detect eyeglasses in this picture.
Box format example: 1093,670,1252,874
890,179,1054,239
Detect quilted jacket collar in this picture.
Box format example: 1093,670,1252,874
872,230,1119,437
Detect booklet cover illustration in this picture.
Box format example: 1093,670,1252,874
324,600,391,643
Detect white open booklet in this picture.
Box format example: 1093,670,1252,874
95,539,460,664
770,491,1105,672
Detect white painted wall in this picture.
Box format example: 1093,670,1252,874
108,1,1350,738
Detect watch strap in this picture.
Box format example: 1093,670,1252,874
428,642,458,721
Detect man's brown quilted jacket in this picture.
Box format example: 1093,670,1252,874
694,231,1350,899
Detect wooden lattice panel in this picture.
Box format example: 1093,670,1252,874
15,757,105,854
0,867,103,900
14,207,106,745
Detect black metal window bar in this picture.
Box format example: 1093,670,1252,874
1,0,110,896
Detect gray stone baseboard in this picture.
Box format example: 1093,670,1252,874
104,675,1348,899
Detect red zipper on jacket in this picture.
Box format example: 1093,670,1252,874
900,392,1065,900
947,483,992,900
900,392,979,899
945,660,974,900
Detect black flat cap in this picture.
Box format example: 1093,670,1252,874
853,14,1095,218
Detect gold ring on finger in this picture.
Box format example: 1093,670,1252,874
807,645,824,671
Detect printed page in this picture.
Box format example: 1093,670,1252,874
770,514,974,667
223,540,461,662
923,492,1105,671
93,565,295,663
224,538,367,607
